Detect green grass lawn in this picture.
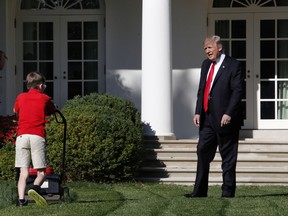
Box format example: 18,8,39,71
1,181,288,216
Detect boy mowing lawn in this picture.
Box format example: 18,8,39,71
14,72,56,207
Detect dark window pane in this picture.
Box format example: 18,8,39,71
39,42,53,60
68,22,82,40
277,0,288,6
82,0,100,9
261,41,275,58
261,102,275,119
213,0,231,7
84,22,98,40
68,62,82,80
68,82,82,99
232,41,246,58
23,22,37,40
23,62,37,79
84,62,98,79
277,20,288,38
261,81,275,99
39,62,54,80
222,40,230,55
39,22,53,40
44,82,53,98
23,42,37,60
21,0,39,9
84,81,98,95
68,42,82,60
261,20,275,38
232,20,246,38
277,40,288,58
261,61,275,79
278,81,288,99
278,61,288,78
215,20,229,38
84,42,98,59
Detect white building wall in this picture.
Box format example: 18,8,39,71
105,0,207,139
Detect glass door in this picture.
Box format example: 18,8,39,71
16,15,104,108
208,14,254,129
254,13,288,128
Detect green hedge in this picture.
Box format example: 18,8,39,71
46,93,144,182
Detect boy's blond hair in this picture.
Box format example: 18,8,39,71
26,72,46,90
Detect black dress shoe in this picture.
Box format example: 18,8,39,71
184,193,207,198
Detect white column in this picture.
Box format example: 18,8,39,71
141,0,174,138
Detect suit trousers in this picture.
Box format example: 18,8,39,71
193,112,239,196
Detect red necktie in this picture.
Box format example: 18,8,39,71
203,62,216,112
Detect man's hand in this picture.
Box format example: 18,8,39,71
193,114,200,127
221,114,231,127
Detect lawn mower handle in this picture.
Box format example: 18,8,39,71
53,109,67,182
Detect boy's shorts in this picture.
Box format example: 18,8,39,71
15,134,46,169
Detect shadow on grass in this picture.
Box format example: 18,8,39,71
238,193,288,198
75,198,139,203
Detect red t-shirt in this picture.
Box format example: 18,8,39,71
14,89,56,139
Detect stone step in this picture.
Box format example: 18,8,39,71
144,153,288,161
136,176,288,185
138,138,288,185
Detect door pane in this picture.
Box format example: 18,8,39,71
84,62,98,79
260,41,275,58
277,41,288,58
39,42,53,60
40,62,54,80
84,22,98,39
261,81,275,99
23,22,37,40
232,41,246,58
68,42,82,60
23,42,37,60
215,20,229,38
68,82,82,99
278,81,288,99
68,22,82,40
261,20,275,38
261,102,275,119
68,62,82,80
84,42,98,59
277,20,288,37
232,20,246,38
278,101,288,119
84,82,98,95
39,23,53,40
261,61,275,79
278,61,288,78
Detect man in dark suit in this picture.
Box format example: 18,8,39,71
185,35,244,198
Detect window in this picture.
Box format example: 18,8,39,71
213,0,288,8
20,0,100,10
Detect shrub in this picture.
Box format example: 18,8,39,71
46,93,144,182
0,115,17,180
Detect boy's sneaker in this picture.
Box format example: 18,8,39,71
28,185,48,207
16,199,28,207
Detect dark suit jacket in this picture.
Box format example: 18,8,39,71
195,55,244,134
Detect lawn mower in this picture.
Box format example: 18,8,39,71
24,109,68,201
